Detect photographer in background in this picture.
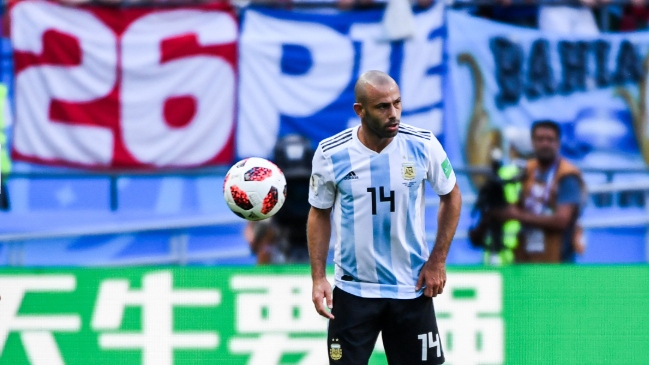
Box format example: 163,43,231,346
495,120,586,263
468,127,531,266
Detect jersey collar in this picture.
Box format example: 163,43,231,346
351,125,398,155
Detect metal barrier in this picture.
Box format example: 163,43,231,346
2,166,649,266
6,166,646,210
1,0,647,263
5,167,229,211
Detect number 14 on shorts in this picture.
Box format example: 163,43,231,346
417,332,441,361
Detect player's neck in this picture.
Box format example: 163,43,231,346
357,126,392,153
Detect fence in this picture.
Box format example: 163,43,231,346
2,0,649,265
2,167,649,265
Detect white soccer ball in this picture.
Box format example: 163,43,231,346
223,157,287,221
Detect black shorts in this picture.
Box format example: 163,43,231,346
327,286,445,365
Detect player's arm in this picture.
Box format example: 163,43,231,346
307,144,336,319
416,183,462,297
307,206,334,319
432,183,462,262
417,138,461,297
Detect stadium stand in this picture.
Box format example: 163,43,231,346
1,0,649,267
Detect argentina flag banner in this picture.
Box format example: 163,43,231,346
448,11,649,189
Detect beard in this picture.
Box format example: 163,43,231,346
367,116,399,139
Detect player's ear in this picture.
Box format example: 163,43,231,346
353,103,364,118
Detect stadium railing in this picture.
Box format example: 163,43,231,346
1,167,648,265
1,0,647,264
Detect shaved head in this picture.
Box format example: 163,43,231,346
352,70,402,150
354,70,398,106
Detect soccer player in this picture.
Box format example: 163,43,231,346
307,70,461,365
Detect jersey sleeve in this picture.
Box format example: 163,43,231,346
308,144,337,209
426,137,456,196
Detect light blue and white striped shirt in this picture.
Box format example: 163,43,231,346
309,123,456,299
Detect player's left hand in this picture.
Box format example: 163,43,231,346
415,260,446,298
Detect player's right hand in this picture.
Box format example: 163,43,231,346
312,277,334,319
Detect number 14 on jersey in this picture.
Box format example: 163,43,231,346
367,187,395,215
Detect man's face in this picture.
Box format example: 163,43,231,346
358,83,402,139
532,126,560,163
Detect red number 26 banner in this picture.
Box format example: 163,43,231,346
11,1,237,168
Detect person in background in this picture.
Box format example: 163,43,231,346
495,120,586,263
243,134,315,265
618,0,649,32
272,134,314,263
243,219,287,265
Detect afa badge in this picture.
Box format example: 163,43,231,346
402,163,415,180
329,340,342,361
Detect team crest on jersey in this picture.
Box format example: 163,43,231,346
402,163,416,180
329,340,342,361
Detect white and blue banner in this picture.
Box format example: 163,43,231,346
237,3,445,158
448,11,649,185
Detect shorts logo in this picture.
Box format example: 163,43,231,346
329,340,342,361
402,163,415,180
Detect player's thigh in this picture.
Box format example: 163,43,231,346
327,287,384,365
382,295,445,365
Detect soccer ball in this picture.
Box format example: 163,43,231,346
223,157,287,221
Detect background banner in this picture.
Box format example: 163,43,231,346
448,11,649,188
237,3,445,159
1,266,648,365
10,1,237,168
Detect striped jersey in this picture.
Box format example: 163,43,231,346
309,123,456,299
